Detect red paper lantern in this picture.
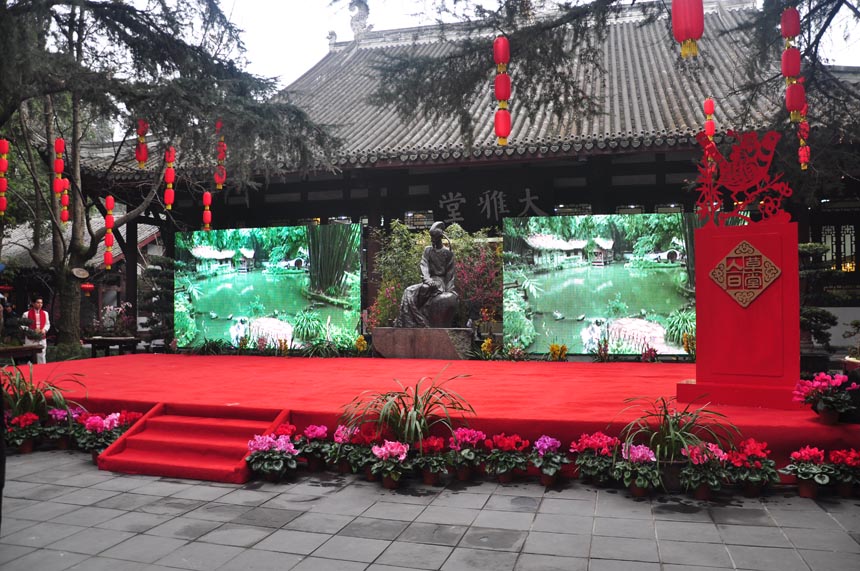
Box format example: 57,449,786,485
214,165,227,188
216,141,227,161
54,158,64,174
202,210,212,225
164,167,175,185
202,191,212,207
495,74,511,105
61,194,69,207
703,98,715,117
495,109,511,145
0,139,8,154
782,47,800,78
54,138,65,155
798,121,810,141
0,178,6,192
672,0,704,59
105,195,115,210
104,250,113,269
105,233,114,248
0,196,6,213
105,214,114,229
135,143,148,167
781,7,800,39
53,178,64,194
136,119,149,137
165,147,176,163
786,82,806,121
704,119,715,137
164,187,174,209
81,283,95,296
61,209,69,223
493,36,510,72
0,158,7,173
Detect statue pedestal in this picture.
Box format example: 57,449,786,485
372,328,473,360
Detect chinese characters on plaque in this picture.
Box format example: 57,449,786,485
438,187,547,225
709,241,782,308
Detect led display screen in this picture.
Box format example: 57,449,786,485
502,214,696,355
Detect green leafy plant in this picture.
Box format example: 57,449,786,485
340,371,475,447
530,435,570,477
1,365,85,418
570,431,620,483
245,434,299,480
620,397,740,465
779,446,833,484
482,433,530,476
293,309,324,340
195,338,233,355
665,309,696,346
725,438,780,487
300,338,341,358
679,443,730,492
611,444,661,489
606,293,628,317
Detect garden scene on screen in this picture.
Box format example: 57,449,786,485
174,224,361,349
503,214,696,356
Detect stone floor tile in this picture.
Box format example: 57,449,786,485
145,515,223,540
593,517,655,539
540,497,594,516
514,553,588,571
659,539,733,568
440,547,517,571
522,530,590,557
829,512,860,532
472,510,534,531
431,491,491,509
170,485,232,502
50,527,136,555
284,511,354,533
213,489,278,507
460,527,527,551
1,497,38,515
90,476,153,493
727,544,808,571
0,548,88,571
99,534,187,563
767,507,842,529
198,522,275,547
92,511,173,533
156,541,245,570
0,518,38,538
784,527,860,552
530,513,593,535
253,528,331,554
800,548,860,571
416,506,479,526
484,495,541,513
363,500,426,521
131,480,195,497
313,534,391,562
655,520,722,543
138,496,208,516
594,495,652,520
5,500,79,522
339,517,410,540
229,506,303,528
651,501,713,523
1,521,85,548
93,492,160,511
590,535,659,563
50,506,127,527
588,560,660,571
708,507,774,526
543,486,598,502
491,482,544,497
214,549,303,570
0,544,35,565
376,540,453,569
182,501,251,521
67,556,150,570
312,494,378,515
716,524,792,548
398,522,469,546
11,484,75,501
289,556,368,570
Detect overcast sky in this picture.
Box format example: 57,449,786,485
229,0,858,89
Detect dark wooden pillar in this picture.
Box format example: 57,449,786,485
124,219,138,314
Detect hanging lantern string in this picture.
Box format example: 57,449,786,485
135,119,149,169
672,0,704,59
164,146,176,211
703,98,717,180
493,36,512,147
0,138,9,217
781,5,809,170
104,195,115,270
53,138,70,224
207,119,225,231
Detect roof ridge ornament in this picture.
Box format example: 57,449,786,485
350,0,372,42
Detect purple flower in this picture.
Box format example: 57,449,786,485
48,408,68,422
534,435,561,456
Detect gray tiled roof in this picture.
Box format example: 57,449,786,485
283,2,778,168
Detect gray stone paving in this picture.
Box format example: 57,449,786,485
1,450,859,570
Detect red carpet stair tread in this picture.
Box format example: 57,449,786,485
99,404,287,483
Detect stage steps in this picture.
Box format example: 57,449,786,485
98,403,289,483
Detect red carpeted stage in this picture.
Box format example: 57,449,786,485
31,354,859,482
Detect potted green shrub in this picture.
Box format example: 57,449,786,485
621,397,740,492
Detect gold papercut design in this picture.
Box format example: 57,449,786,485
709,240,781,308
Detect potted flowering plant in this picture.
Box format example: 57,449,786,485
827,449,859,498
530,435,570,486
679,443,729,500
447,427,486,481
296,424,330,471
779,446,834,498
371,440,411,488
483,433,530,483
412,435,448,485
792,372,859,423
612,443,660,497
73,412,123,457
725,438,780,496
569,431,620,484
245,433,299,481
326,424,359,473
5,412,42,452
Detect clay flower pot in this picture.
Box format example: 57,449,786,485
364,465,379,482
742,482,764,498
305,456,325,472
382,475,400,490
540,473,558,488
692,484,712,501
629,483,650,498
17,439,34,454
817,408,840,425
797,479,818,499
497,471,514,484
455,466,472,482
422,469,441,486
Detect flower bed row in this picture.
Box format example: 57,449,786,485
5,407,142,456
245,424,860,498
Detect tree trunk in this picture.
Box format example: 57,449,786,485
55,268,81,346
